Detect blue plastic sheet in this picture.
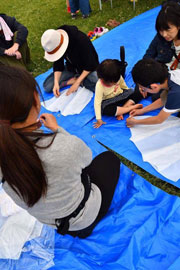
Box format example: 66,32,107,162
93,6,161,87
37,6,180,270
36,5,180,187
50,163,180,270
0,225,55,270
82,97,180,187
2,6,180,270
39,5,180,187
37,70,95,129
85,5,180,187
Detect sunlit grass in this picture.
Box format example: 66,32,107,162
2,0,162,76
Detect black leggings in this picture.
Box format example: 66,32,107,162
103,86,143,116
68,151,121,238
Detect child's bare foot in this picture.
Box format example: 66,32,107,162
116,114,124,120
133,104,143,110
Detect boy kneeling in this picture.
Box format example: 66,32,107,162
126,58,180,127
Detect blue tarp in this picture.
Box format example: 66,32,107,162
52,163,180,270
37,6,180,187
1,5,180,270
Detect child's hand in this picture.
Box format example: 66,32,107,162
40,113,59,131
93,119,106,129
116,114,124,120
126,117,137,128
130,108,144,117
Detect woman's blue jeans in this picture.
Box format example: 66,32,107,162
43,67,98,93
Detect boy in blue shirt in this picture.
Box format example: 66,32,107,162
126,58,180,127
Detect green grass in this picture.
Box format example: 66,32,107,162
3,0,180,196
2,0,162,76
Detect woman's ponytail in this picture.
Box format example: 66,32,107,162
0,66,50,207
0,122,47,207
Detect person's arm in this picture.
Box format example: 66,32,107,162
130,98,163,117
8,15,28,47
39,113,92,167
40,113,92,168
4,43,20,56
66,70,90,95
93,82,106,128
40,113,71,136
143,34,158,59
126,109,171,127
40,113,59,131
3,15,28,56
53,71,62,97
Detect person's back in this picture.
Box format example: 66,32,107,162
0,65,120,238
2,128,102,230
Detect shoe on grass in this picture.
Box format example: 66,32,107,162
71,13,76,19
94,27,109,37
82,14,89,19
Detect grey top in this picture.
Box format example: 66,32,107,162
1,127,101,231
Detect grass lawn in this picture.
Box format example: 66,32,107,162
2,0,163,76
2,0,180,196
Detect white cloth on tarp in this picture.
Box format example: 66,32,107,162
129,115,180,181
41,86,93,115
0,185,22,217
0,186,43,259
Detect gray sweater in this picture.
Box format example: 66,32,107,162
1,127,101,231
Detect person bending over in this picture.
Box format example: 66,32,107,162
136,1,180,101
126,58,180,127
94,59,143,128
41,25,99,97
0,65,120,238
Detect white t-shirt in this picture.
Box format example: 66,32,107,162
166,45,180,70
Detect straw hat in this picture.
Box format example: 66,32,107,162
41,29,69,62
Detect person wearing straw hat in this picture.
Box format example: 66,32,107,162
41,25,99,97
0,14,30,69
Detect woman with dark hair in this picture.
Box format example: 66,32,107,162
136,1,180,100
144,1,180,70
0,65,120,238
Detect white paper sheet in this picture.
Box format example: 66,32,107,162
0,186,22,217
130,115,180,181
0,186,43,259
41,86,93,115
